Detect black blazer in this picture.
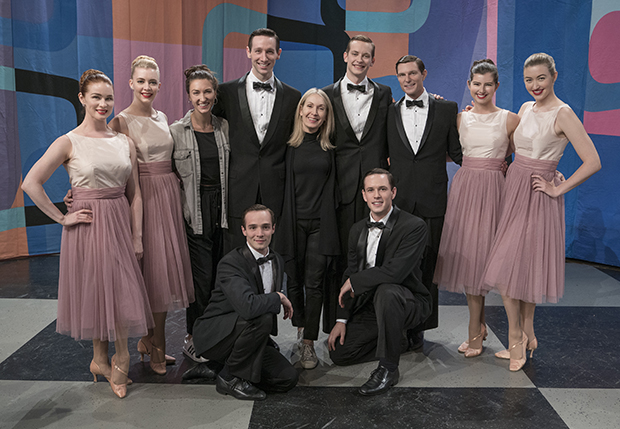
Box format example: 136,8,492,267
276,144,340,263
338,206,431,320
214,73,301,218
323,78,392,205
192,245,284,356
387,96,462,218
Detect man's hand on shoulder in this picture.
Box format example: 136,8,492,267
328,322,346,351
277,292,293,320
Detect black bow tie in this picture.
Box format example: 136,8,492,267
257,253,275,265
406,99,424,108
347,83,366,93
366,221,385,229
253,82,272,91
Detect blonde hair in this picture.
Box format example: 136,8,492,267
131,55,159,78
288,88,335,151
524,53,556,75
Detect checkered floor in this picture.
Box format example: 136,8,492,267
1,255,619,428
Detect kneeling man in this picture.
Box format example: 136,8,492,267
328,168,431,395
193,204,298,400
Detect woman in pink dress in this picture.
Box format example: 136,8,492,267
22,70,153,398
482,53,601,371
434,59,519,357
110,56,194,375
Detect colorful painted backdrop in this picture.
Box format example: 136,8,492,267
1,0,618,266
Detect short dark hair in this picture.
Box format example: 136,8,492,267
395,55,425,74
248,28,280,51
346,34,375,58
242,204,276,227
362,168,395,190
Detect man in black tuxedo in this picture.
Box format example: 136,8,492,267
213,28,301,252
191,204,298,401
387,55,462,345
328,169,431,396
322,35,392,331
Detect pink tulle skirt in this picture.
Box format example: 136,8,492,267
57,186,154,341
139,161,194,312
434,156,505,295
482,154,565,303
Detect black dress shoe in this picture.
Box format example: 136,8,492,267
407,330,424,352
216,375,267,401
268,337,280,351
182,362,219,381
358,365,399,396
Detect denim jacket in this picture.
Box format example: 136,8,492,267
170,110,230,234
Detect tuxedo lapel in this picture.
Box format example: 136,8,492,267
240,245,264,293
418,95,435,152
355,225,369,272
272,254,282,292
375,206,400,266
261,78,284,149
237,74,260,147
361,80,380,141
331,80,358,142
394,98,414,156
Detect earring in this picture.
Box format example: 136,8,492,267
213,97,218,105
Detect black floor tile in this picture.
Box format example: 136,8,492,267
486,306,620,388
0,254,59,299
0,310,204,384
439,289,468,305
249,387,568,429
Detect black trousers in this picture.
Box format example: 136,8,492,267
413,214,444,331
201,314,298,392
325,196,369,333
329,284,430,367
185,186,223,334
287,218,328,341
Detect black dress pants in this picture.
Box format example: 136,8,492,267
201,314,298,392
329,284,430,367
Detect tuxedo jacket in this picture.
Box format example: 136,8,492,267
387,96,462,218
213,73,301,218
192,246,284,356
338,206,431,320
323,78,392,205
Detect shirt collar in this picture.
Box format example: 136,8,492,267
248,70,276,87
404,88,428,104
368,206,394,226
247,242,270,260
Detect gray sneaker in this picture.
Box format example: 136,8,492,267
299,342,318,369
183,336,208,363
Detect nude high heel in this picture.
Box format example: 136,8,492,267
496,337,537,360
458,324,487,353
89,359,133,384
149,344,167,375
138,337,176,365
464,332,485,358
509,333,528,372
109,355,129,399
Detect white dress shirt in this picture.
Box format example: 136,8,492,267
365,207,394,269
340,75,374,141
247,243,274,294
401,89,429,154
246,71,276,144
